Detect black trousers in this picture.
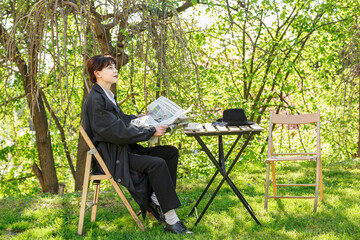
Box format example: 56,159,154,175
128,144,181,213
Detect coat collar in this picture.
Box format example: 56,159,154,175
92,83,120,112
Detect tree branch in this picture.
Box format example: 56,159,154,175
0,174,35,182
32,163,45,192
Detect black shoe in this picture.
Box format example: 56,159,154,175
164,221,193,234
148,201,165,223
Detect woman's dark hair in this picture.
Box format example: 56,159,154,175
86,55,117,83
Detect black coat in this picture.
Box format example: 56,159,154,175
82,83,156,214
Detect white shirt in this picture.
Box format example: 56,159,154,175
99,85,117,107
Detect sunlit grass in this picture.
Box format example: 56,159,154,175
0,161,359,239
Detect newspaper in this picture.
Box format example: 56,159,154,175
131,96,192,143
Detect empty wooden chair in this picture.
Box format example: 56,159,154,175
77,125,145,235
264,110,323,212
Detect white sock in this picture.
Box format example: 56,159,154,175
151,192,160,206
164,209,180,225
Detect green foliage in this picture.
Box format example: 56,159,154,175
181,0,360,163
0,0,360,198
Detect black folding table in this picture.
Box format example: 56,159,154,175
184,123,264,226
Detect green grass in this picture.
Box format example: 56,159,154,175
0,161,359,240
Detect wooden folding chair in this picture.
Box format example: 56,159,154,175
77,125,146,235
264,110,323,212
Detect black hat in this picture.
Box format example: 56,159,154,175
215,108,254,126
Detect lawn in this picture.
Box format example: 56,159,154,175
1,160,359,240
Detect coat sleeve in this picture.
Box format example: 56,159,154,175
89,93,156,145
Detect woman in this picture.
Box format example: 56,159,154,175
82,55,192,234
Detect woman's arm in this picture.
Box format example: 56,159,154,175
88,94,156,145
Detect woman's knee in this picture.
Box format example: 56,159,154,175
164,145,179,158
150,157,168,170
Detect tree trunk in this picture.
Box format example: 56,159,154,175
28,11,59,193
75,84,91,191
25,83,59,194
358,75,360,157
24,34,59,193
16,54,59,193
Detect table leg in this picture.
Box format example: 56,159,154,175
194,133,261,225
194,170,255,225
219,135,226,173
188,136,241,217
188,170,219,217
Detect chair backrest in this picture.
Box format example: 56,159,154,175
267,110,320,158
79,125,112,177
79,125,96,150
271,112,319,125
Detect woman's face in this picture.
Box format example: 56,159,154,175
95,63,118,85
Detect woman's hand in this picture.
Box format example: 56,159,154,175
137,111,149,118
154,125,168,137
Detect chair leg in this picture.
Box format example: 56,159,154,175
314,159,321,212
91,182,100,222
319,160,323,201
265,162,270,210
78,154,92,235
271,162,277,196
110,179,146,231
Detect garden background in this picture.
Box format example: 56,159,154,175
0,0,359,239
